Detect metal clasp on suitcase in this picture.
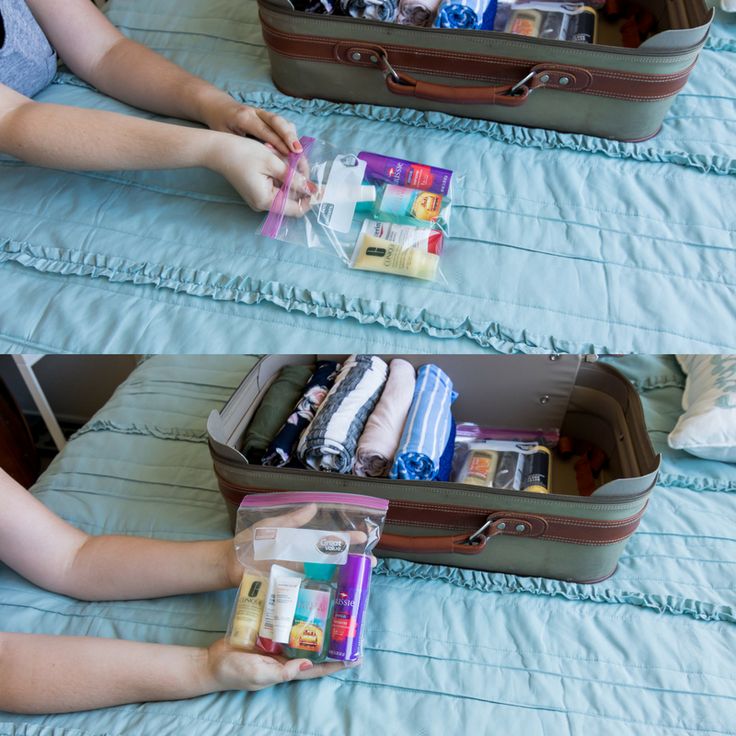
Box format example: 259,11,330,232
508,70,537,96
379,54,401,84
467,512,549,547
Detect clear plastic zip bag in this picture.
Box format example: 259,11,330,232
452,425,560,492
495,0,599,41
227,491,388,666
260,136,456,281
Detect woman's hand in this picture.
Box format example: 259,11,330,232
224,503,378,588
204,638,344,692
203,96,302,158
207,133,316,214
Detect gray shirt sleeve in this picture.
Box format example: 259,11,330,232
0,0,58,97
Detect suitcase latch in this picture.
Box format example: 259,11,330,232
508,70,537,96
468,513,548,544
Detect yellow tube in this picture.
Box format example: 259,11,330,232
351,233,440,281
229,572,268,650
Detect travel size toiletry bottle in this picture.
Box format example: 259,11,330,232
358,152,453,195
327,554,372,663
375,185,443,224
229,572,267,650
282,563,336,662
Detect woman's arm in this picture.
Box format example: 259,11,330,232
0,468,241,600
0,85,311,213
0,633,341,713
25,0,300,156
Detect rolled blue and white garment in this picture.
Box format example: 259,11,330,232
390,364,457,481
434,0,496,29
298,354,389,473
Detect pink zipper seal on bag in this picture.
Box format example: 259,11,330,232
239,491,389,512
260,135,315,239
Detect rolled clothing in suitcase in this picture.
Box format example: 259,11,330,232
207,355,661,583
257,0,713,140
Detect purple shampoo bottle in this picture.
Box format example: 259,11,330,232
357,152,453,196
327,554,372,662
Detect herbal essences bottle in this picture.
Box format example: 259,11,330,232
375,184,443,225
282,563,336,662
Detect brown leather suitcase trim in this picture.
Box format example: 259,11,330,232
261,17,695,103
215,474,645,547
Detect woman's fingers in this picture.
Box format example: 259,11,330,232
276,657,345,682
265,142,311,181
291,660,346,681
253,503,319,531
266,154,316,199
252,119,292,157
256,110,301,154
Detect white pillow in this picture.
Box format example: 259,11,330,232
668,355,736,463
722,0,736,12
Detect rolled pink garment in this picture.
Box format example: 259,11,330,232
397,0,442,25
354,358,416,477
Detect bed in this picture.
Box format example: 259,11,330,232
0,1,734,355
1,354,734,735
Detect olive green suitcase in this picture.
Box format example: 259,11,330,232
207,355,660,583
258,0,713,140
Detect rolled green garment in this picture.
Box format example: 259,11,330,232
241,365,314,462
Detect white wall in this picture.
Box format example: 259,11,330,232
0,355,140,424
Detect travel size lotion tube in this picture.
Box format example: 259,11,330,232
352,233,440,281
229,572,268,650
271,575,303,644
258,565,303,653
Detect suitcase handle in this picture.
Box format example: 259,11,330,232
378,512,549,555
334,41,536,107
379,531,490,555
378,53,532,106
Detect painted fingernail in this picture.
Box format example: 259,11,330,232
292,141,303,152
299,661,314,671
307,181,319,194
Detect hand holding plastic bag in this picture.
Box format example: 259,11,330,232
211,137,315,214
227,492,388,666
259,136,456,281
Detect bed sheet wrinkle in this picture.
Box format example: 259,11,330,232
4,233,734,354
0,264,474,354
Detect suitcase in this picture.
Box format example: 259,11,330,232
258,0,713,140
207,355,660,583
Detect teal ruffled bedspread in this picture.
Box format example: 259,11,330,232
1,355,735,735
0,1,734,354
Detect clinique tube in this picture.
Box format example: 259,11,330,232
351,232,440,281
229,572,268,650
